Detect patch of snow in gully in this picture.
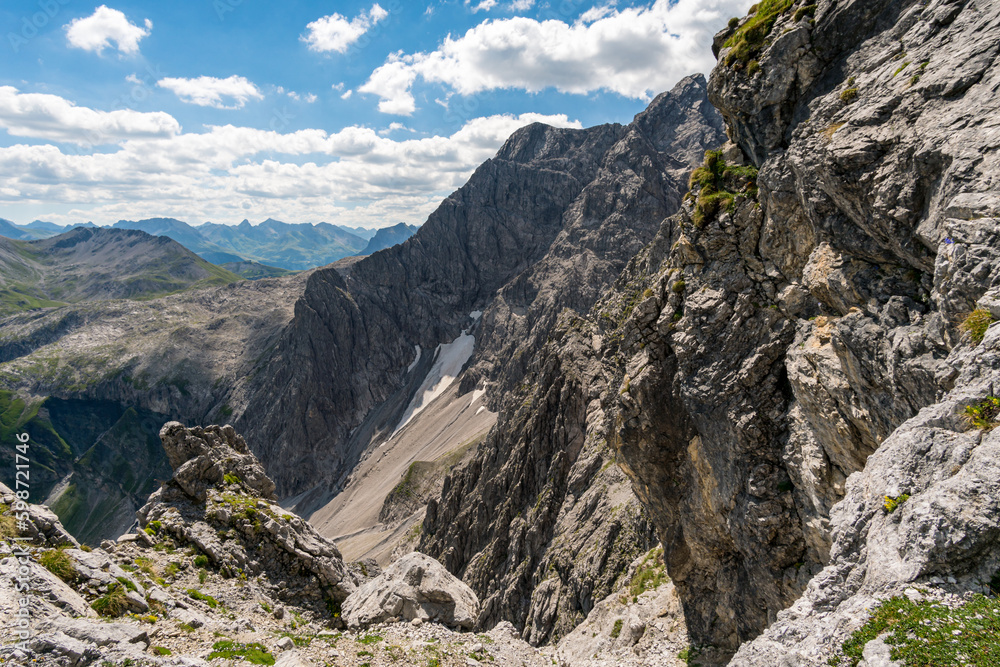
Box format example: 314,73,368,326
392,332,475,436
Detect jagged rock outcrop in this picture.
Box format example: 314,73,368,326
138,422,355,607
342,552,479,629
415,76,726,646
0,481,79,548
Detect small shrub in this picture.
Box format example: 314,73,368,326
148,520,162,533
964,395,1000,431
163,562,180,578
193,554,209,568
840,87,859,103
747,59,761,76
38,549,77,583
728,16,740,29
960,308,995,344
642,288,654,299
610,618,623,639
672,280,686,294
883,494,910,513
92,583,128,617
259,600,273,614
199,569,208,584
223,472,241,485
80,544,92,552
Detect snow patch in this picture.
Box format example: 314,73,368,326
392,332,475,436
406,345,422,373
469,310,483,321
475,406,487,415
468,387,486,409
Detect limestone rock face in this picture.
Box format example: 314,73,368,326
342,552,479,630
0,482,79,549
138,422,355,607
589,0,1000,659
159,421,276,501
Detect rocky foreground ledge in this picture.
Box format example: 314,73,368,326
0,423,554,666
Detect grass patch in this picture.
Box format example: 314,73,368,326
961,308,995,345
194,554,209,568
92,583,128,617
152,647,172,656
832,594,1000,666
208,640,275,665
359,633,383,645
723,0,794,67
187,588,219,608
687,150,756,227
793,4,816,21
628,548,668,598
840,87,859,103
38,549,77,583
610,618,623,639
964,395,1000,432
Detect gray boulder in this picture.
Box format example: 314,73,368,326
342,552,479,629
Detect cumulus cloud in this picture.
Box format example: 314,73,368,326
362,0,752,114
507,0,535,10
302,4,389,53
0,90,581,228
64,5,151,56
0,86,180,144
157,75,264,109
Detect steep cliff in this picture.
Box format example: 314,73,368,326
572,0,1000,659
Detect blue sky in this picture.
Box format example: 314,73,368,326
0,0,752,228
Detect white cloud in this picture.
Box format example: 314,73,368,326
507,0,535,10
362,0,752,114
0,89,582,228
64,5,151,56
378,122,414,136
304,93,318,103
466,0,498,12
341,90,354,100
302,4,389,54
157,75,264,109
0,86,180,144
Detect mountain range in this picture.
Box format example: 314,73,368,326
0,217,418,272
